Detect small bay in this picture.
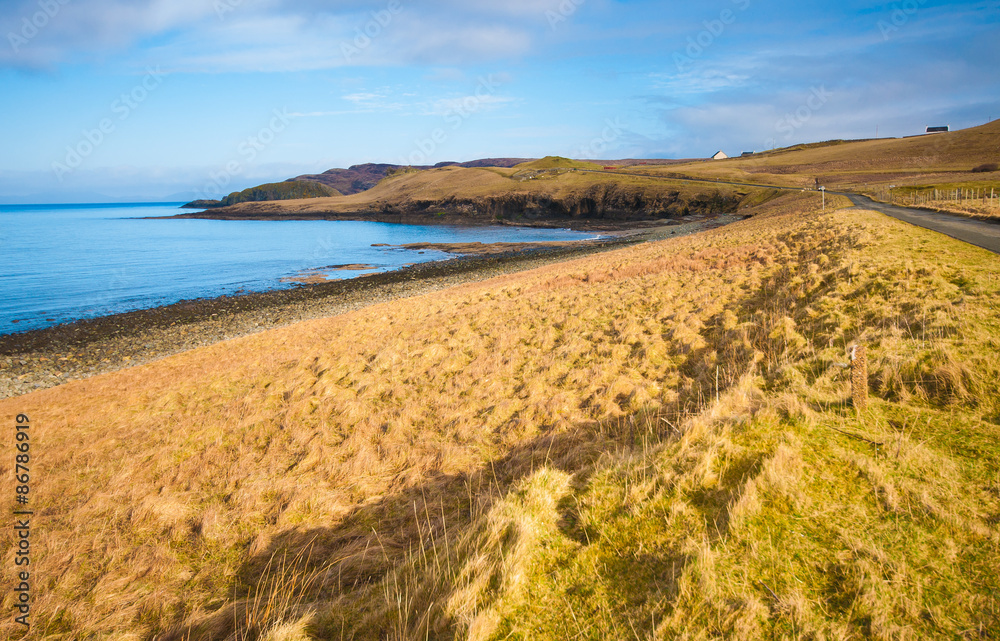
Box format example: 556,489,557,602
0,202,596,335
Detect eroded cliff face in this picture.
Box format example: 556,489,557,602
172,182,757,228
383,185,746,222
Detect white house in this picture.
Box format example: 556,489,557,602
711,151,728,160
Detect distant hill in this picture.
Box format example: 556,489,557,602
450,158,535,169
290,159,535,195
220,181,341,206
183,181,341,208
514,156,602,171
289,163,401,195
653,119,1000,191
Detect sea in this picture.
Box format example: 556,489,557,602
0,202,597,336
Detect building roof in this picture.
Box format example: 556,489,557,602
711,151,728,160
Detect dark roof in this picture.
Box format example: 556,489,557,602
926,126,950,133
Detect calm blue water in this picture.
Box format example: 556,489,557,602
0,203,596,336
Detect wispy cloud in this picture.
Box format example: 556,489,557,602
287,110,369,118
1,0,545,71
420,94,518,117
649,69,752,97
338,89,415,113
3,0,998,201
0,0,218,69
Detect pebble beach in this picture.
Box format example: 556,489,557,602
0,216,737,399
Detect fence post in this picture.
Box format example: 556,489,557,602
850,345,868,412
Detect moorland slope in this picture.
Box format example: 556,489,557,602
176,160,774,226
645,119,1000,192
3,191,998,639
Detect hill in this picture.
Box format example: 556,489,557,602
183,182,342,208
646,120,1000,192
3,191,998,639
513,156,603,171
176,122,998,224
449,158,535,169
181,121,997,218
178,164,772,226
290,160,536,195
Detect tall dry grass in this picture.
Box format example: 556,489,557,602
2,191,999,639
641,119,1000,192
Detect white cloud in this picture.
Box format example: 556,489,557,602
286,110,368,117
342,91,386,103
1,0,218,68
421,94,517,117
1,0,543,71
650,69,751,97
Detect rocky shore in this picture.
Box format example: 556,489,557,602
0,216,738,399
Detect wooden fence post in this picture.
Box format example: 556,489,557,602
850,345,868,412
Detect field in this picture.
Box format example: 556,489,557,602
631,120,1000,194
2,191,999,639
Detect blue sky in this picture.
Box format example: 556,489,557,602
1,0,997,202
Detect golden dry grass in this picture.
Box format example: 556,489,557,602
638,120,1000,192
216,163,756,218
921,199,1000,220
202,122,996,221
2,191,999,639
882,196,1000,221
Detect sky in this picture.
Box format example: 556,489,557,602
0,0,997,203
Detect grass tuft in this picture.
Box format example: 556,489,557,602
3,191,999,639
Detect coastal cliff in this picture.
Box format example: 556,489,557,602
172,164,769,227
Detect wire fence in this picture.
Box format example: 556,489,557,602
872,186,1000,216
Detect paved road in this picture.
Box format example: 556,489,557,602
576,168,1000,255
845,194,1000,255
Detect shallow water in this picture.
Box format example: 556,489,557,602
0,203,595,335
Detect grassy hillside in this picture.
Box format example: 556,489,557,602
513,156,603,171
643,120,1000,192
212,165,769,222
197,123,998,223
220,182,342,206
2,192,998,639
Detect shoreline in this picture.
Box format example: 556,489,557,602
150,208,691,232
0,215,738,400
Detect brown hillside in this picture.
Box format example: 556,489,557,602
650,120,1000,191
201,165,767,224
292,160,535,195
2,193,999,639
